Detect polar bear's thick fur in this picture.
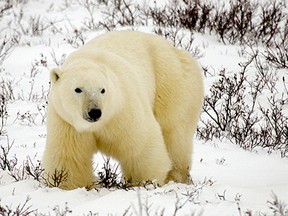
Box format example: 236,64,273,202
43,31,204,190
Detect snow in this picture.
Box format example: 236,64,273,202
0,0,288,215
1,140,287,215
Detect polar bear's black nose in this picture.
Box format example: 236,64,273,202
87,109,102,122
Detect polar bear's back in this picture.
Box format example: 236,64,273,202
85,30,172,59
83,31,173,73
82,30,201,91
83,31,184,77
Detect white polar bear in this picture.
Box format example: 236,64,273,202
43,30,204,190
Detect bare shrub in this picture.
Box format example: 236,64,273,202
0,137,17,172
0,137,45,181
14,111,37,126
259,95,288,157
0,79,15,101
253,0,285,46
210,0,286,46
43,169,69,188
123,179,213,216
50,50,66,67
18,80,48,103
63,19,87,48
0,196,35,216
29,15,50,36
3,0,282,49
24,158,44,182
8,160,28,181
0,0,12,18
64,29,86,48
5,2,55,37
173,1,199,31
28,54,48,78
212,0,255,44
0,36,16,65
148,0,287,47
13,9,39,36
153,27,203,58
96,157,125,189
52,203,72,216
198,64,252,141
264,44,288,69
197,53,288,154
79,0,100,30
149,5,178,29
99,0,145,31
0,79,12,135
0,95,8,136
149,0,212,33
37,102,48,125
0,78,14,135
268,192,288,216
263,22,288,69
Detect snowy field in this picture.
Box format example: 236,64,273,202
0,0,288,215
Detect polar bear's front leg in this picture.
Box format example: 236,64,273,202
43,106,97,190
119,122,172,186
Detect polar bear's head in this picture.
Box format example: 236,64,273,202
49,62,120,132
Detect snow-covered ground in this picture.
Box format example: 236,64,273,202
0,0,287,215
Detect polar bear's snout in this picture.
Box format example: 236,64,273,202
85,108,102,122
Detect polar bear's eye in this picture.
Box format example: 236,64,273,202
101,88,105,94
75,88,82,93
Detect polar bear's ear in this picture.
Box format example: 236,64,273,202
50,68,62,83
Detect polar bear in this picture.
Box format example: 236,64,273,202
43,30,204,190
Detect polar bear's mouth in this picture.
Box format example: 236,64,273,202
84,108,102,122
